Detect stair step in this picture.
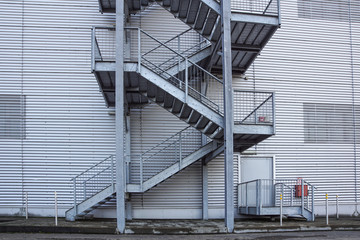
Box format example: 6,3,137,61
163,93,174,108
185,0,200,24
178,104,192,119
147,82,157,98
171,98,183,114
186,110,201,124
170,0,179,12
162,0,171,7
203,122,219,135
193,3,209,30
178,0,190,18
156,88,165,103
202,10,218,37
211,128,224,140
195,115,210,129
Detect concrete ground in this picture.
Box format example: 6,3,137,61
1,231,360,240
0,216,360,235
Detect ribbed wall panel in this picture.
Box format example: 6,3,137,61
235,0,360,209
125,5,203,215
0,0,116,215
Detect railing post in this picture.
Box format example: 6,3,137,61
73,178,77,214
256,180,261,215
290,184,293,206
259,179,262,212
179,132,182,168
280,189,283,226
111,155,115,190
336,194,339,220
245,183,248,214
55,191,58,226
185,58,188,103
91,27,95,72
140,156,143,192
326,193,329,225
312,185,315,221
178,36,181,88
83,181,87,200
138,28,141,73
25,192,28,219
301,179,304,216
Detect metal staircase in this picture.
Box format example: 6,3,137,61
66,128,222,220
66,0,281,221
99,0,281,74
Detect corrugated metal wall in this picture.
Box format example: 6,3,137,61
1,0,359,218
0,0,116,216
236,0,360,214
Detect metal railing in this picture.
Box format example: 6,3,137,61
233,90,275,125
238,179,315,218
128,126,202,189
92,26,224,115
71,155,115,210
230,0,280,15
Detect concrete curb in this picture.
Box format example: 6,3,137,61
1,223,360,235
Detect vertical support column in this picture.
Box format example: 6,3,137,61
221,0,234,233
115,0,126,234
202,159,208,220
125,115,132,220
201,81,208,220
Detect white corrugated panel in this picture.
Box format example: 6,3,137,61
0,0,116,216
129,103,202,218
208,154,239,217
233,0,360,213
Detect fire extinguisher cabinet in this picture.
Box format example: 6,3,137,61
295,184,308,197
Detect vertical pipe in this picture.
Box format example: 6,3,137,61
25,192,28,219
256,180,260,215
91,27,95,72
221,0,234,232
140,156,143,192
301,179,304,216
245,183,248,214
138,28,141,73
280,192,283,226
336,195,339,220
111,155,115,189
185,58,188,103
73,178,77,214
202,160,208,220
115,0,126,233
311,185,315,221
55,191,58,226
326,193,329,225
179,132,182,167
272,93,276,133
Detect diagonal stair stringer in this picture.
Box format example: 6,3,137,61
127,140,222,193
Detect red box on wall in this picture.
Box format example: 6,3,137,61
295,184,308,197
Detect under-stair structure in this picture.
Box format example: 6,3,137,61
238,179,316,221
66,0,282,229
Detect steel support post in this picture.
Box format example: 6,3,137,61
201,81,209,220
221,0,234,233
115,0,126,233
202,159,208,220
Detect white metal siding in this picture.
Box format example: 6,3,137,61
233,0,360,213
0,0,116,216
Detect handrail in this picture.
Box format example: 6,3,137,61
71,154,113,181
141,126,192,158
240,94,273,123
142,28,195,57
